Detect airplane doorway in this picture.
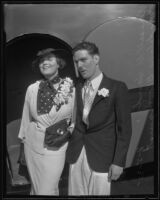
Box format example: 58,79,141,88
6,33,75,124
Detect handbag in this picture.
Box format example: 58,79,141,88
44,118,71,149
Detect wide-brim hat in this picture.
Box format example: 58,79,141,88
32,48,71,69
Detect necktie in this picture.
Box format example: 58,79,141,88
82,81,94,126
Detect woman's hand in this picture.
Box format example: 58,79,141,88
17,142,26,166
67,123,75,134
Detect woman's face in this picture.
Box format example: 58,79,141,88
39,55,59,80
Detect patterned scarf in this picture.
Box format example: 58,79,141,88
37,76,61,115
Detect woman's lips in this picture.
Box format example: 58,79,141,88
42,65,50,69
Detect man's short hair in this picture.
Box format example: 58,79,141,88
72,41,99,56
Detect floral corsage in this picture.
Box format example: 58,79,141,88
53,77,74,111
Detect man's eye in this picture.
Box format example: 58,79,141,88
82,58,86,61
81,59,87,62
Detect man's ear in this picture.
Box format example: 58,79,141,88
94,55,100,64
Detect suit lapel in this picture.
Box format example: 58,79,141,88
77,81,84,112
91,74,110,109
77,74,111,114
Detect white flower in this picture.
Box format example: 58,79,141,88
61,84,70,93
52,77,74,111
98,88,109,97
65,77,73,84
54,96,60,104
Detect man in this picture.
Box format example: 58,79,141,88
66,41,132,195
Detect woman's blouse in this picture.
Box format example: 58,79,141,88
18,78,75,155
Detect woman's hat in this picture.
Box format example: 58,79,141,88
32,48,70,69
37,48,69,57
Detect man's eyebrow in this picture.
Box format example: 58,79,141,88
74,57,87,61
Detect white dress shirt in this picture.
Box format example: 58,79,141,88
82,72,103,100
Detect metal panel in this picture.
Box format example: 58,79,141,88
84,17,154,89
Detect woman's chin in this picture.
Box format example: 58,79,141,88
43,73,57,80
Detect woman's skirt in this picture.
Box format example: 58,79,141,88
24,143,67,195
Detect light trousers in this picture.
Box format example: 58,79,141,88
68,147,111,195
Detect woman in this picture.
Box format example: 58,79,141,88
18,48,75,195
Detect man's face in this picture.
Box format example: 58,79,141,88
73,50,99,80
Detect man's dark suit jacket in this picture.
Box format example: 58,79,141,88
66,73,132,172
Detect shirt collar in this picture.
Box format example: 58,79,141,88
89,73,103,90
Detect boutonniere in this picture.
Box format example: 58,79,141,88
97,88,109,97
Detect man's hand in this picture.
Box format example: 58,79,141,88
108,164,123,182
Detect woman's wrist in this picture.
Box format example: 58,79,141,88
67,123,75,133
